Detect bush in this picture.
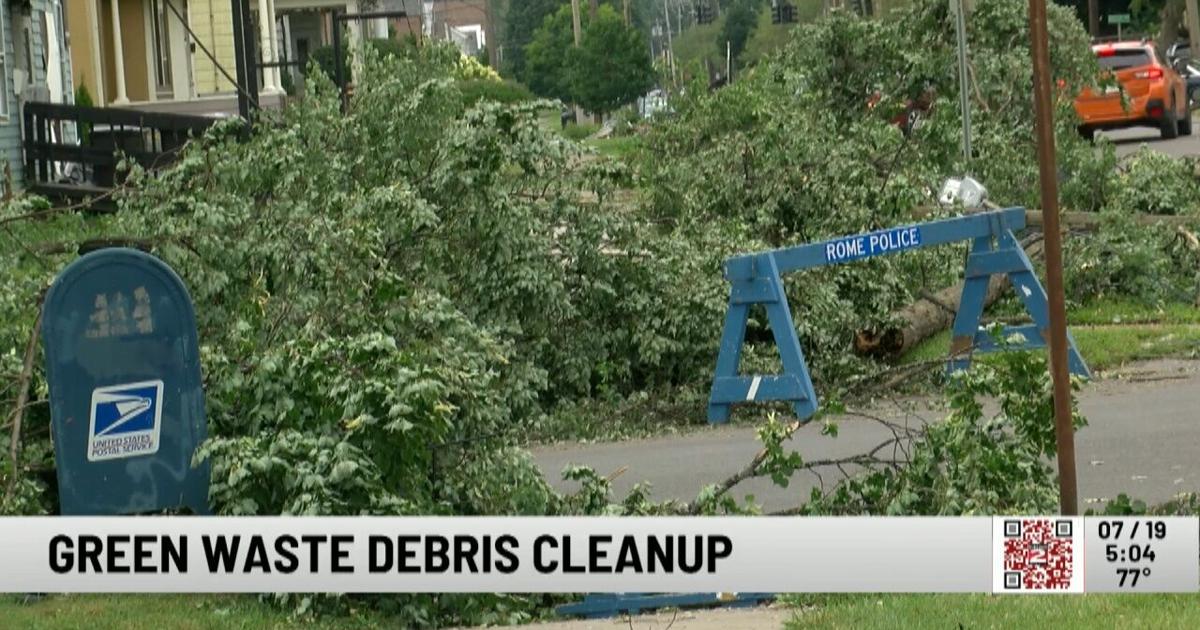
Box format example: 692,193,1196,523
561,122,598,140
1109,148,1200,215
1064,212,1200,305
306,37,424,83
456,79,533,106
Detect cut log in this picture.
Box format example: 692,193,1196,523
854,237,1044,358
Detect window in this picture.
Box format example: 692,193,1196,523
150,0,173,93
1096,48,1152,72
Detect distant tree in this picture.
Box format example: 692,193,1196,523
569,5,656,115
502,0,565,79
719,0,760,61
524,5,579,102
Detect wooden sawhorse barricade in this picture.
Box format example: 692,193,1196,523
707,207,1090,423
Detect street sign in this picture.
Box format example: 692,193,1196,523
1108,13,1131,25
41,248,209,515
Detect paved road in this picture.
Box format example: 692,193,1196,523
533,359,1200,513
1103,117,1200,158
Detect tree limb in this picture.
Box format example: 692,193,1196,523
4,299,44,503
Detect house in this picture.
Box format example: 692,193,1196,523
388,1,492,59
64,0,287,115
17,0,444,196
427,0,491,58
1,0,73,194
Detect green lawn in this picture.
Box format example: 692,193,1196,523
904,299,1200,370
585,135,643,161
0,594,388,630
786,593,1200,629
9,592,1200,629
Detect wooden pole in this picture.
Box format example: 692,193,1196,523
1088,0,1100,37
1027,0,1079,516
486,0,499,69
571,0,584,123
663,0,675,83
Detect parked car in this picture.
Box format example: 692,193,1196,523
1165,41,1200,108
1167,41,1190,65
1075,41,1191,140
1179,60,1200,109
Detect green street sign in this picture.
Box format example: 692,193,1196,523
1108,13,1131,25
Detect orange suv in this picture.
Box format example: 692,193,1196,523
1075,41,1191,140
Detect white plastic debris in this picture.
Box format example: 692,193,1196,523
939,176,989,208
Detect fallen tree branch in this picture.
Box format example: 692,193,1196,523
0,182,129,227
854,235,1044,359
684,420,798,514
1175,226,1200,305
684,417,917,514
4,299,44,504
912,206,1200,230
33,237,155,256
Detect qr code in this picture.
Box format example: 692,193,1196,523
1001,518,1075,590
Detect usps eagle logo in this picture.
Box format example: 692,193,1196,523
87,380,164,461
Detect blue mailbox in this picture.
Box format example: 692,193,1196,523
41,248,210,515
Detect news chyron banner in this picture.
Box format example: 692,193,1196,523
0,517,1196,593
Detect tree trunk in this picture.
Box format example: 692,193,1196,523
853,239,1045,358
1160,0,1185,53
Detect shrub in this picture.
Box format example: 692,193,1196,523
456,79,533,106
561,122,598,141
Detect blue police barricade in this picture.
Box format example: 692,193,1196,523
41,248,210,515
708,207,1089,424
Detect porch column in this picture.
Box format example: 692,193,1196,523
257,0,281,93
109,0,129,104
266,0,283,91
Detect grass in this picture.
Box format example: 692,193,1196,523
785,593,1200,629
585,135,644,161
9,591,1200,629
903,299,1200,370
0,594,389,630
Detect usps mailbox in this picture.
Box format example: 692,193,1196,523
42,248,210,515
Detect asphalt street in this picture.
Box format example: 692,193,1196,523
533,359,1200,513
1104,116,1200,158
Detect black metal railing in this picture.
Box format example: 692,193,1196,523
23,102,221,195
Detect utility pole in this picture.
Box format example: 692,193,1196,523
726,40,731,84
952,0,972,162
1088,0,1100,37
1027,0,1079,516
571,0,584,123
571,0,583,46
485,0,499,69
663,0,675,84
